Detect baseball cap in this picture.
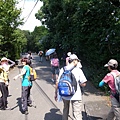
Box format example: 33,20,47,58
1,57,8,62
69,54,80,62
104,59,118,68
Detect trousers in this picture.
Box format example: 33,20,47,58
62,99,82,120
107,97,120,120
0,82,7,108
21,86,32,111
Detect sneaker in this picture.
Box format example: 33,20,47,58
25,111,29,115
0,107,5,110
28,104,32,107
23,110,29,115
5,107,11,110
0,107,11,110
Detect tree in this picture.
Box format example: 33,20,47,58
31,26,48,52
0,0,23,60
35,0,120,88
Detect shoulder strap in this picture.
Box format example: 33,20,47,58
28,65,33,73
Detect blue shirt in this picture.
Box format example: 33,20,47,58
22,65,32,86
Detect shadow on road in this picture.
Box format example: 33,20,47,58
44,108,62,120
88,115,103,120
11,97,23,113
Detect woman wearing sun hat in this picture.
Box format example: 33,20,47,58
0,66,9,110
0,57,15,97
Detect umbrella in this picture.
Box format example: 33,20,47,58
45,48,56,56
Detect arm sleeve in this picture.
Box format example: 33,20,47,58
8,59,15,67
79,69,87,83
99,81,105,87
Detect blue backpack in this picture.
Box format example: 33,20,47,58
58,67,77,96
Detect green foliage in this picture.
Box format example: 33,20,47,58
0,0,23,60
31,26,48,52
23,26,48,53
36,0,120,93
12,29,27,59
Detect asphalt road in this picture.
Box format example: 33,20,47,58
0,54,70,120
0,54,110,120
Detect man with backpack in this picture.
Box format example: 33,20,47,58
99,59,120,120
54,54,87,120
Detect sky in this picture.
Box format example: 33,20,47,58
17,0,43,32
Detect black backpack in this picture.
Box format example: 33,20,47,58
58,67,77,96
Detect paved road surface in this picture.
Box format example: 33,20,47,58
0,54,110,120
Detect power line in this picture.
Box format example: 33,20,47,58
24,0,39,23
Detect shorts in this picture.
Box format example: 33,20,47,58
51,66,59,75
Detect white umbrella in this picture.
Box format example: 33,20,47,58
45,48,56,56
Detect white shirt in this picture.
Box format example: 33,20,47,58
57,64,87,101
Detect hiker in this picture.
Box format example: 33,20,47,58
0,66,10,110
13,58,32,115
50,53,60,84
38,51,43,62
66,52,82,69
26,51,33,65
54,54,87,120
0,57,15,97
99,59,120,120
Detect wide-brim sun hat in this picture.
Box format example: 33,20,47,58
104,59,118,68
69,54,80,62
1,57,8,62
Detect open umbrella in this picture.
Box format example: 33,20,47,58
45,48,55,56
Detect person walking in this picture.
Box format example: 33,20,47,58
50,53,60,84
0,57,15,97
38,51,43,62
99,59,120,120
54,54,87,120
0,66,9,110
26,51,33,65
13,58,32,115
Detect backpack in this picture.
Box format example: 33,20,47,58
0,67,8,82
111,72,120,102
29,67,37,81
51,58,59,67
58,67,77,96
